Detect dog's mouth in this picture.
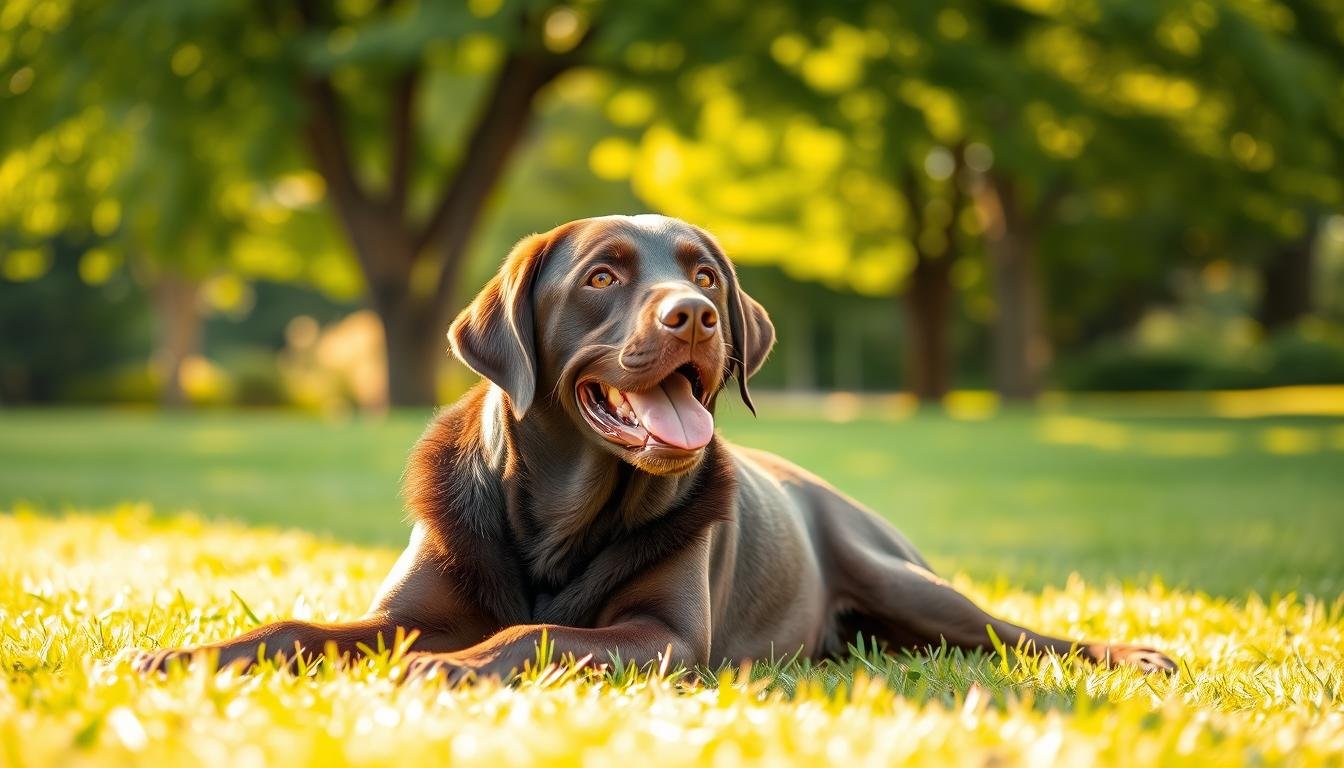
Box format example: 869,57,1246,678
577,363,713,453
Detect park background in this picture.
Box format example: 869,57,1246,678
1,1,1343,765
3,0,1344,410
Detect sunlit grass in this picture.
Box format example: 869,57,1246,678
3,506,1342,766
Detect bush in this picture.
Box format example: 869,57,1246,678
58,363,161,404
1260,330,1344,386
1055,325,1344,391
214,347,290,407
1055,346,1246,391
0,241,151,403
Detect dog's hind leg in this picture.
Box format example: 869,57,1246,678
820,500,1176,673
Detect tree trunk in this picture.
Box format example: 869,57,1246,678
300,56,567,407
902,257,953,402
380,301,442,408
977,175,1048,401
896,151,963,403
1258,226,1317,331
371,250,462,408
151,274,202,408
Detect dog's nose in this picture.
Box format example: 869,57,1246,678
657,294,718,343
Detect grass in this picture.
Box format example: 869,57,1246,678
3,394,1341,596
1,393,1343,765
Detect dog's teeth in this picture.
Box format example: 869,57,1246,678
605,385,624,405
617,402,638,426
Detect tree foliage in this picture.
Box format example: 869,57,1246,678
599,0,1344,396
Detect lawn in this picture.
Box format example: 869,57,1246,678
1,393,1342,765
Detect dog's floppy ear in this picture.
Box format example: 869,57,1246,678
698,232,775,414
449,229,564,420
727,272,775,414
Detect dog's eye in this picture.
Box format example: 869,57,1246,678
694,268,716,289
588,269,616,288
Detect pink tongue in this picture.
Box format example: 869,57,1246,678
622,372,714,450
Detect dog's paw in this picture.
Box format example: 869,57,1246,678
401,653,490,686
1090,644,1177,674
125,647,195,675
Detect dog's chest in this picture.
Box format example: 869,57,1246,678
516,555,604,627
522,526,609,587
513,483,624,575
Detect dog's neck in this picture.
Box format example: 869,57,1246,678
483,385,705,586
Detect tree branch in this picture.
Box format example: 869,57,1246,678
387,69,418,220
300,77,381,277
291,0,413,292
414,51,572,311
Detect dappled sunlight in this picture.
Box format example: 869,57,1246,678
746,391,1344,461
755,392,918,423
819,391,862,423
1036,416,1239,457
1037,415,1133,451
1034,413,1343,458
1211,386,1344,418
3,508,1343,766
943,391,1000,421
1042,387,1344,419
1259,426,1323,456
185,428,248,456
281,311,388,414
177,356,231,404
1140,429,1237,457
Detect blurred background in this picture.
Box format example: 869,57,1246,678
2,0,1343,594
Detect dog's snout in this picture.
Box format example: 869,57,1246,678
657,294,718,343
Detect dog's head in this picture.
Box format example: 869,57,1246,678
449,215,774,475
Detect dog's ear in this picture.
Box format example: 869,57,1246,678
449,229,563,420
699,233,775,414
726,272,775,414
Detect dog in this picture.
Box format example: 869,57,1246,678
134,214,1175,680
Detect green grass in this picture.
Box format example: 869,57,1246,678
1,396,1343,765
3,396,1341,596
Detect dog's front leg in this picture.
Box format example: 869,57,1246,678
402,617,705,683
132,524,498,675
131,615,464,673
405,537,715,683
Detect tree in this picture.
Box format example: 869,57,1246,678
3,0,794,406
6,0,1341,406
1,0,363,404
608,0,1344,400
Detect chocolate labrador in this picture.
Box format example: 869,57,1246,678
134,214,1175,679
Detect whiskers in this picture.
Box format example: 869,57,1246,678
723,350,746,375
